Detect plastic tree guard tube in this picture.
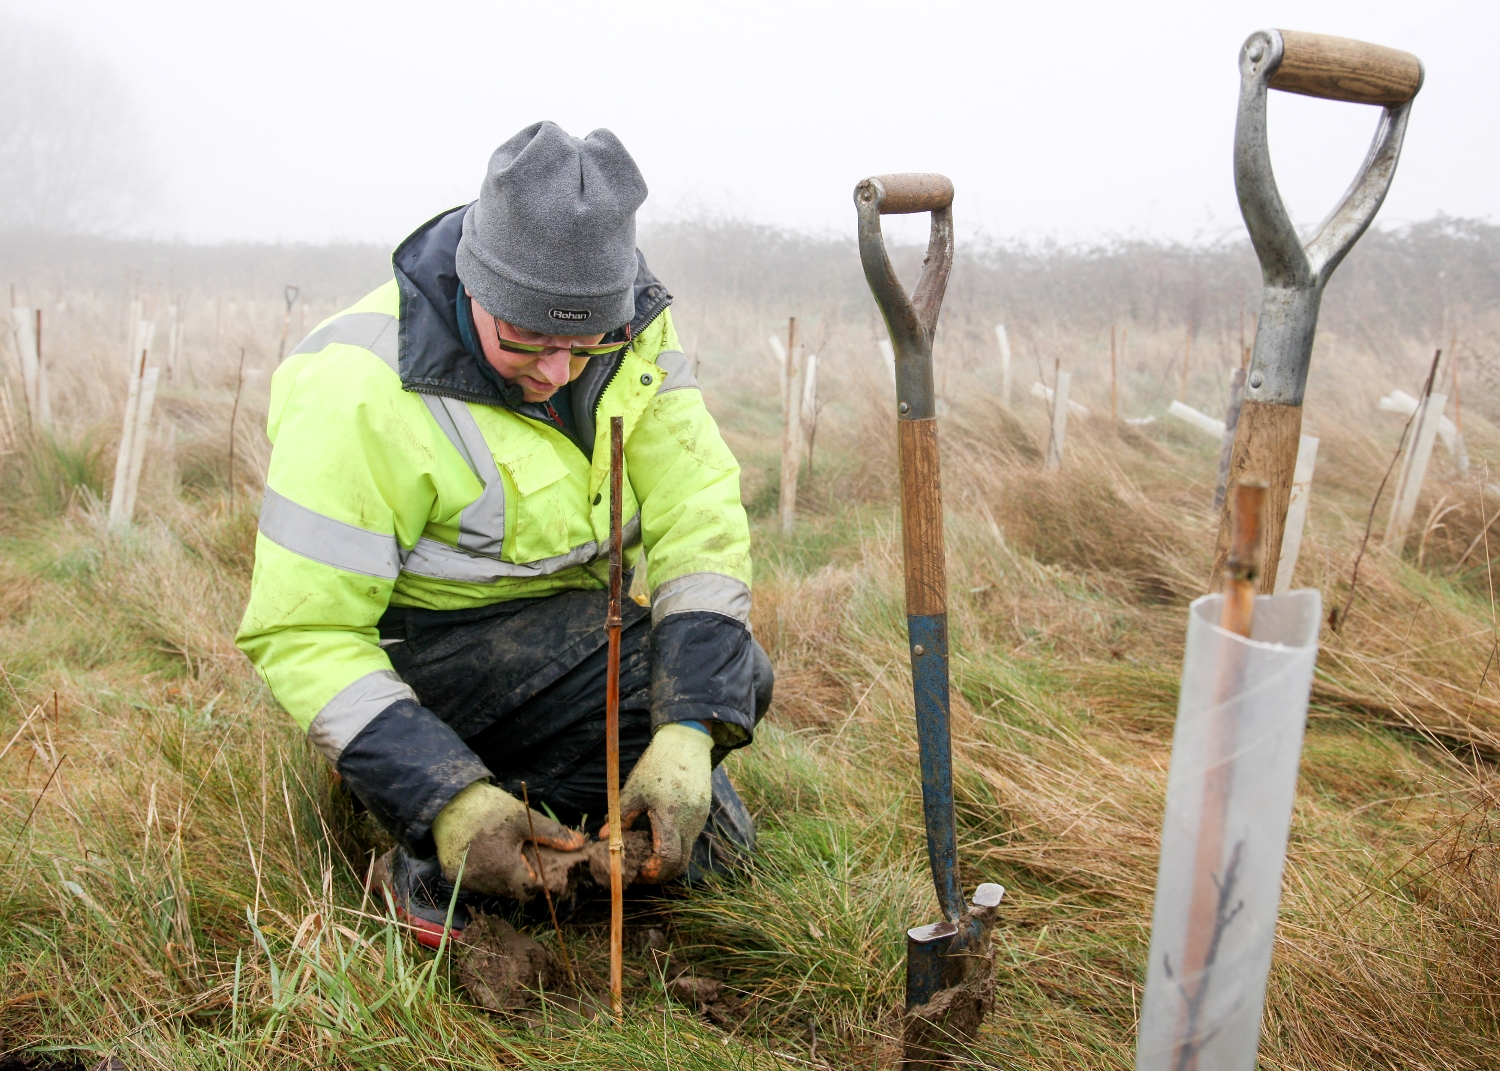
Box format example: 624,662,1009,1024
1136,590,1321,1071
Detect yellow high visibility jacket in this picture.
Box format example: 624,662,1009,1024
234,206,754,851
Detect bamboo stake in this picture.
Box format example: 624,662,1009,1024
779,317,803,536
1173,478,1265,1070
1220,480,1265,633
606,414,625,1022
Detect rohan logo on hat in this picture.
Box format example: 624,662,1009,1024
549,308,591,323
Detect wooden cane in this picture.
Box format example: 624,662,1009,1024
606,415,625,1022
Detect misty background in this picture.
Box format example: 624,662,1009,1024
2,0,1499,455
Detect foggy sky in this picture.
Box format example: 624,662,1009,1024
8,0,1496,247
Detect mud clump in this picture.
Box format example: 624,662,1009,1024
587,829,654,886
454,914,561,1012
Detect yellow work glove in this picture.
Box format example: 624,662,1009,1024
609,722,714,883
432,781,585,901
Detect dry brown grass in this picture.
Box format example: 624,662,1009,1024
3,268,1499,1068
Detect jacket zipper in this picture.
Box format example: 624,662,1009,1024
590,298,670,423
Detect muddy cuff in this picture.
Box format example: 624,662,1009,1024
650,611,756,754
336,698,492,856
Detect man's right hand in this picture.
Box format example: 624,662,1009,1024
431,781,586,902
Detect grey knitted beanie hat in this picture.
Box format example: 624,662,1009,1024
456,121,648,337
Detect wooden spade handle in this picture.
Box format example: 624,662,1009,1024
1271,30,1423,106
1209,400,1303,593
862,173,955,215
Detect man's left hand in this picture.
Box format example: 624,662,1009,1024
604,722,713,883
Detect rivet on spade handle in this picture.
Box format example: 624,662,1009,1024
1212,29,1421,592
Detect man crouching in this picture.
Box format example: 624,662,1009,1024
236,121,769,946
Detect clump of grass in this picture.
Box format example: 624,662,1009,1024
0,430,108,527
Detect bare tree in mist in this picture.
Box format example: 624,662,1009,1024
0,13,153,234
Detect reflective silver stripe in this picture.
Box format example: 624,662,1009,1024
289,311,399,373
418,394,507,558
651,571,751,626
306,670,416,761
654,349,698,394
258,487,401,579
400,512,641,583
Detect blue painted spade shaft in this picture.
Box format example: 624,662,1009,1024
908,612,963,923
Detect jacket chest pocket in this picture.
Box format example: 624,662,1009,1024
498,442,585,564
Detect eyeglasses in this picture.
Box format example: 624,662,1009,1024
493,323,628,360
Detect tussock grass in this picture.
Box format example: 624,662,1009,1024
3,303,1500,1070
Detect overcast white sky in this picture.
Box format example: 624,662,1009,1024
13,0,1496,247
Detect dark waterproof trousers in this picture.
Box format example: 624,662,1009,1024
377,586,772,848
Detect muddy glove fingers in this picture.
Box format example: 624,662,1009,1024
432,781,585,901
613,722,714,883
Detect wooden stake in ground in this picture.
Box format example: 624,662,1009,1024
994,323,1012,409
779,317,804,536
605,415,625,1022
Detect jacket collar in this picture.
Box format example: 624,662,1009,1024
392,205,673,423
